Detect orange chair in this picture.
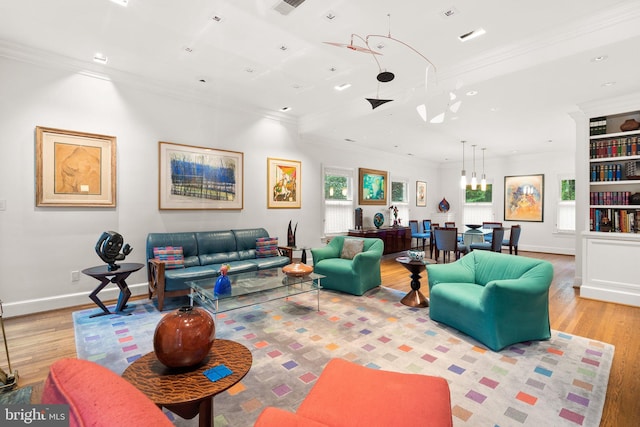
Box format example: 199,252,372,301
42,358,173,427
254,358,453,427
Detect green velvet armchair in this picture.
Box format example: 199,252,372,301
426,250,553,351
311,236,384,296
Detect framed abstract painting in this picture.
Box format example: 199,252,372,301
35,126,116,207
504,174,544,222
159,141,243,210
358,168,388,205
267,157,301,209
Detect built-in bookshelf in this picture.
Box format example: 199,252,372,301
581,103,640,307
588,117,640,233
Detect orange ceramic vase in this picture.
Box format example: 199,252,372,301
153,306,215,368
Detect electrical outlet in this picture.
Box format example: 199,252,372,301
71,271,80,282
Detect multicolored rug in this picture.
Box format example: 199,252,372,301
73,288,614,426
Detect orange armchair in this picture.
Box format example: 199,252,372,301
254,358,452,427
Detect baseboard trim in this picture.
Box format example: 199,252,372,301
3,282,149,318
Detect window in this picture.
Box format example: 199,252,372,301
391,179,409,225
463,184,495,225
323,166,354,234
557,177,575,232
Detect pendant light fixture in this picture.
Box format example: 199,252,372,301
481,148,487,191
471,144,478,190
460,141,467,189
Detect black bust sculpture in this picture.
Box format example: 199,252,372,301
95,231,132,271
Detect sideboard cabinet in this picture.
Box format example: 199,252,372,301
348,226,411,255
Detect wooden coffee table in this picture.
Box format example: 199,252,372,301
122,339,252,427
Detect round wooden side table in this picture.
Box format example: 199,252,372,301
122,339,252,427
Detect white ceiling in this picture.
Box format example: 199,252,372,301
1,0,639,163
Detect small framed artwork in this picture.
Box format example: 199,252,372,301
267,157,301,209
358,168,388,205
159,141,243,210
504,174,544,222
416,181,427,207
36,126,116,207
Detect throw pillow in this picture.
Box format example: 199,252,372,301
341,238,364,260
256,237,279,258
153,246,185,269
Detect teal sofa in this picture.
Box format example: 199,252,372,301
426,250,553,351
146,228,289,310
311,236,383,296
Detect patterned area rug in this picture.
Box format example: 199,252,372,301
73,287,614,426
0,386,32,405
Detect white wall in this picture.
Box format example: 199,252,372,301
437,150,577,255
0,57,444,316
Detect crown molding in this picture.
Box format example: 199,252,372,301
437,2,640,87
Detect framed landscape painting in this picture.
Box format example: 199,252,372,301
416,181,427,207
358,168,388,205
159,141,243,210
504,174,544,222
267,157,301,209
36,126,116,207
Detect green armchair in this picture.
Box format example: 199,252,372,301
311,236,383,295
426,250,553,351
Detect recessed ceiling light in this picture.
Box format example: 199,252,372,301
184,47,193,53
591,55,608,62
345,138,356,142
466,90,478,96
93,53,108,64
198,78,206,83
334,83,351,91
211,15,223,22
440,7,459,18
245,67,255,73
324,11,337,21
280,106,292,112
279,45,288,51
602,81,616,87
110,0,128,7
459,28,486,42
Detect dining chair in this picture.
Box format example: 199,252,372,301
482,221,502,243
428,223,440,259
433,227,468,263
409,220,429,251
444,222,456,228
502,224,521,255
470,227,505,252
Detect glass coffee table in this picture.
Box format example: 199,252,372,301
188,268,325,316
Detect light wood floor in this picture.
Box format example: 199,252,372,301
3,251,639,426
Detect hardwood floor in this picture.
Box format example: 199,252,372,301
3,251,639,426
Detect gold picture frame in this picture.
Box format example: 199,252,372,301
504,174,544,222
267,157,301,209
159,141,244,210
36,126,116,207
358,168,388,205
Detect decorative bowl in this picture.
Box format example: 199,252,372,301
407,250,424,261
282,263,313,277
465,224,482,230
